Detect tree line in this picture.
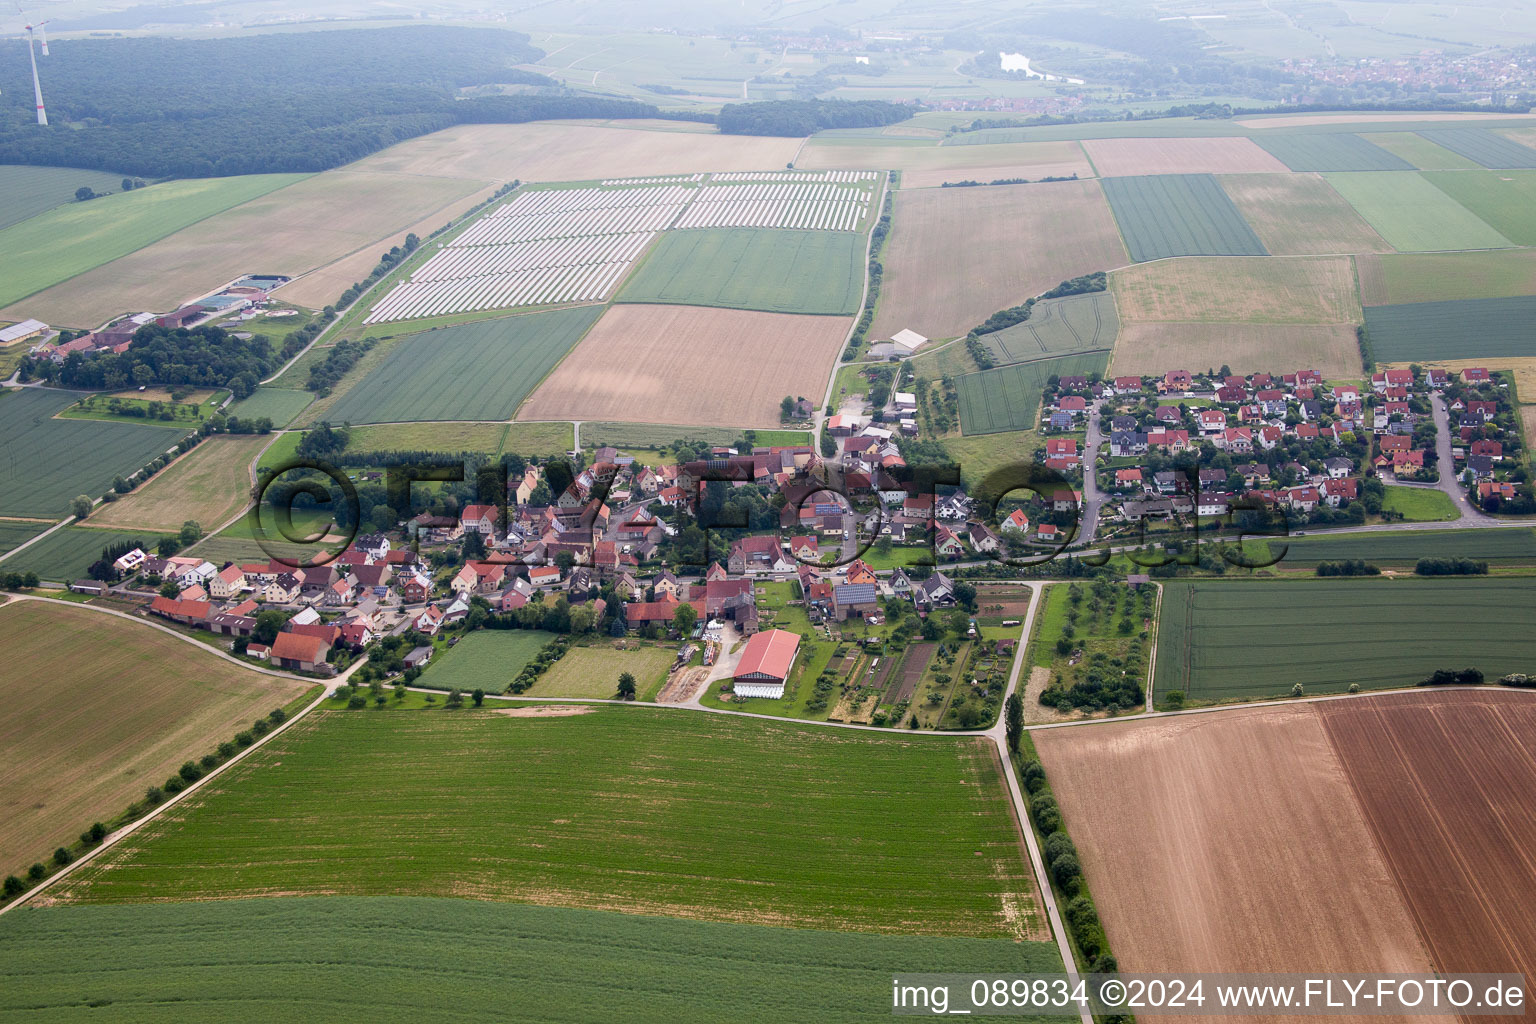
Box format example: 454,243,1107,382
21,324,297,393
718,99,910,136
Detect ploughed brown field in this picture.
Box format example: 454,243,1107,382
1082,137,1289,177
868,179,1127,343
517,303,849,428
1035,691,1536,1024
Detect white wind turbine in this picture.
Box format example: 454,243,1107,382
17,5,50,125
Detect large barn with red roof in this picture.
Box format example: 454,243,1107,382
732,628,800,699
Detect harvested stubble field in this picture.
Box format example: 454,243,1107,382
0,601,308,876
1154,578,1536,701
0,897,1069,1024
798,138,1093,189
957,352,1109,435
3,171,487,330
1034,705,1452,1001
1363,295,1536,362
356,122,803,184
1420,169,1536,246
1250,132,1413,172
1110,322,1362,377
526,644,678,699
1217,173,1392,255
977,292,1118,365
1083,136,1288,177
0,165,132,231
1358,250,1536,305
1100,174,1268,262
0,173,305,317
416,630,555,691
1323,171,1513,252
1111,255,1361,325
325,305,602,424
55,709,1047,941
618,227,864,315
519,304,849,428
869,180,1126,343
1317,690,1536,1005
0,388,185,519
86,434,267,533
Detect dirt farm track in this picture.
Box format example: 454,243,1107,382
1036,690,1536,1024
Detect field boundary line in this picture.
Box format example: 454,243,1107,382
0,516,69,566
0,663,354,917
818,171,888,429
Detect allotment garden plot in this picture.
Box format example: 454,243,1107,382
365,172,875,325
1154,578,1536,701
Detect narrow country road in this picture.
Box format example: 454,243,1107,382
1078,399,1106,545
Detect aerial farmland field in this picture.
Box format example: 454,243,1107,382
416,630,556,691
1363,295,1536,361
518,304,850,428
55,709,1049,941
1034,706,1448,987
0,896,1068,1023
976,292,1118,365
0,601,308,878
796,137,1092,189
0,165,132,231
0,173,306,315
1250,132,1414,172
323,305,602,424
1110,322,1362,377
0,519,49,559
1217,173,1392,255
1081,136,1287,177
1362,131,1483,169
86,434,268,534
527,644,678,699
956,352,1109,435
225,387,313,427
1111,255,1361,324
1416,128,1536,168
1264,527,1536,568
1420,170,1536,245
618,227,865,315
2,525,172,582
1099,174,1268,261
1323,171,1513,251
869,179,1126,342
1358,250,1536,304
0,388,186,519
1154,578,1536,701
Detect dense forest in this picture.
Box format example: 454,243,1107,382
20,325,293,392
718,99,910,136
0,27,677,178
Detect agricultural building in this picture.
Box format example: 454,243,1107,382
0,318,47,345
733,628,801,698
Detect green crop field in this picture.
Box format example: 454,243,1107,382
1154,578,1536,701
1099,174,1268,261
0,388,187,518
1265,527,1536,568
1,525,172,581
1357,132,1481,170
1421,170,1536,246
1382,485,1458,522
1416,129,1536,169
415,630,555,691
1364,296,1536,361
1324,172,1513,251
0,165,132,232
0,173,306,309
323,306,601,424
57,709,1044,939
528,644,678,699
580,422,807,450
956,352,1109,435
977,292,1118,365
1366,251,1536,305
617,228,864,315
1252,133,1413,172
0,897,1068,1024
0,519,49,559
226,387,313,427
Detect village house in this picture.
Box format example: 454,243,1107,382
270,631,331,673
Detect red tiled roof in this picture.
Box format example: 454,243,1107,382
271,631,329,663
733,628,800,682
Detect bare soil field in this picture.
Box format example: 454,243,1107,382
0,600,308,877
275,181,501,309
869,179,1127,342
798,139,1093,189
1111,322,1362,376
1083,136,1288,177
354,122,803,183
890,642,935,706
1111,256,1362,324
1219,174,1393,255
87,434,268,533
518,304,849,428
4,171,487,329
1035,706,1450,1018
1318,690,1536,1006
